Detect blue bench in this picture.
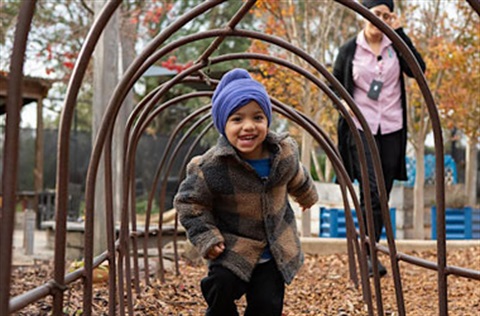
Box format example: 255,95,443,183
319,207,396,239
431,206,480,240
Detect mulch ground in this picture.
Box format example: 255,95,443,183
10,246,480,315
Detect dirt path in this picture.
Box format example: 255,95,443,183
10,246,479,315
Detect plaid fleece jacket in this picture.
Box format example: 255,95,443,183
174,132,318,284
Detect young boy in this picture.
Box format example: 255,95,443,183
174,68,318,316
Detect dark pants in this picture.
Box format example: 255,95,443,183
351,129,402,242
200,260,285,316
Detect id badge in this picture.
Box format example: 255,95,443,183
367,79,383,100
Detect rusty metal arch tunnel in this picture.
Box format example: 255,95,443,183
1,0,479,315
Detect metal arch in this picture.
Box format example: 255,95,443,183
0,1,37,315
54,3,123,314
125,90,213,284
116,88,213,312
467,0,480,15
130,103,212,282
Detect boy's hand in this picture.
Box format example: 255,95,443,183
206,242,225,260
301,206,310,213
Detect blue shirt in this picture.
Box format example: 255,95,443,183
245,158,272,263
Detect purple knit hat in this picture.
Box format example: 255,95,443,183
211,68,272,137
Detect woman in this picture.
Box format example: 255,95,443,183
333,0,426,277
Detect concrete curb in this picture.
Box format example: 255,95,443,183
301,237,480,255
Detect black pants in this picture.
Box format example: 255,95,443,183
200,260,285,316
351,129,402,242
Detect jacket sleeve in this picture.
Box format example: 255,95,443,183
332,46,347,94
395,27,426,77
285,139,319,209
331,44,349,103
173,157,224,258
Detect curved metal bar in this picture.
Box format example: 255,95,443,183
272,100,370,302
50,1,122,315
126,91,212,284
0,1,37,315
9,247,110,313
466,0,480,15
117,81,164,307
98,26,379,312
149,104,211,281
161,92,368,294
123,30,380,302
161,98,369,297
158,112,213,273
172,121,215,273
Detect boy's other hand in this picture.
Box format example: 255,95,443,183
206,242,225,260
301,206,310,213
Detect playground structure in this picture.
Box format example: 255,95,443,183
1,1,479,315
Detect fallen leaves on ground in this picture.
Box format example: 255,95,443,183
11,246,480,315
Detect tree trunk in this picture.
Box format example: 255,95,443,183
413,141,425,239
311,148,323,182
465,136,478,207
93,1,119,256
301,132,312,237
325,157,333,183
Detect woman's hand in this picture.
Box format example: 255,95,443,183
388,12,402,30
206,242,225,260
339,99,355,119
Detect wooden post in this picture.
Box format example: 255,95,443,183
34,96,44,223
93,1,119,256
301,132,313,237
23,207,36,255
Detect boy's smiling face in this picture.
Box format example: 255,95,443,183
225,100,269,160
